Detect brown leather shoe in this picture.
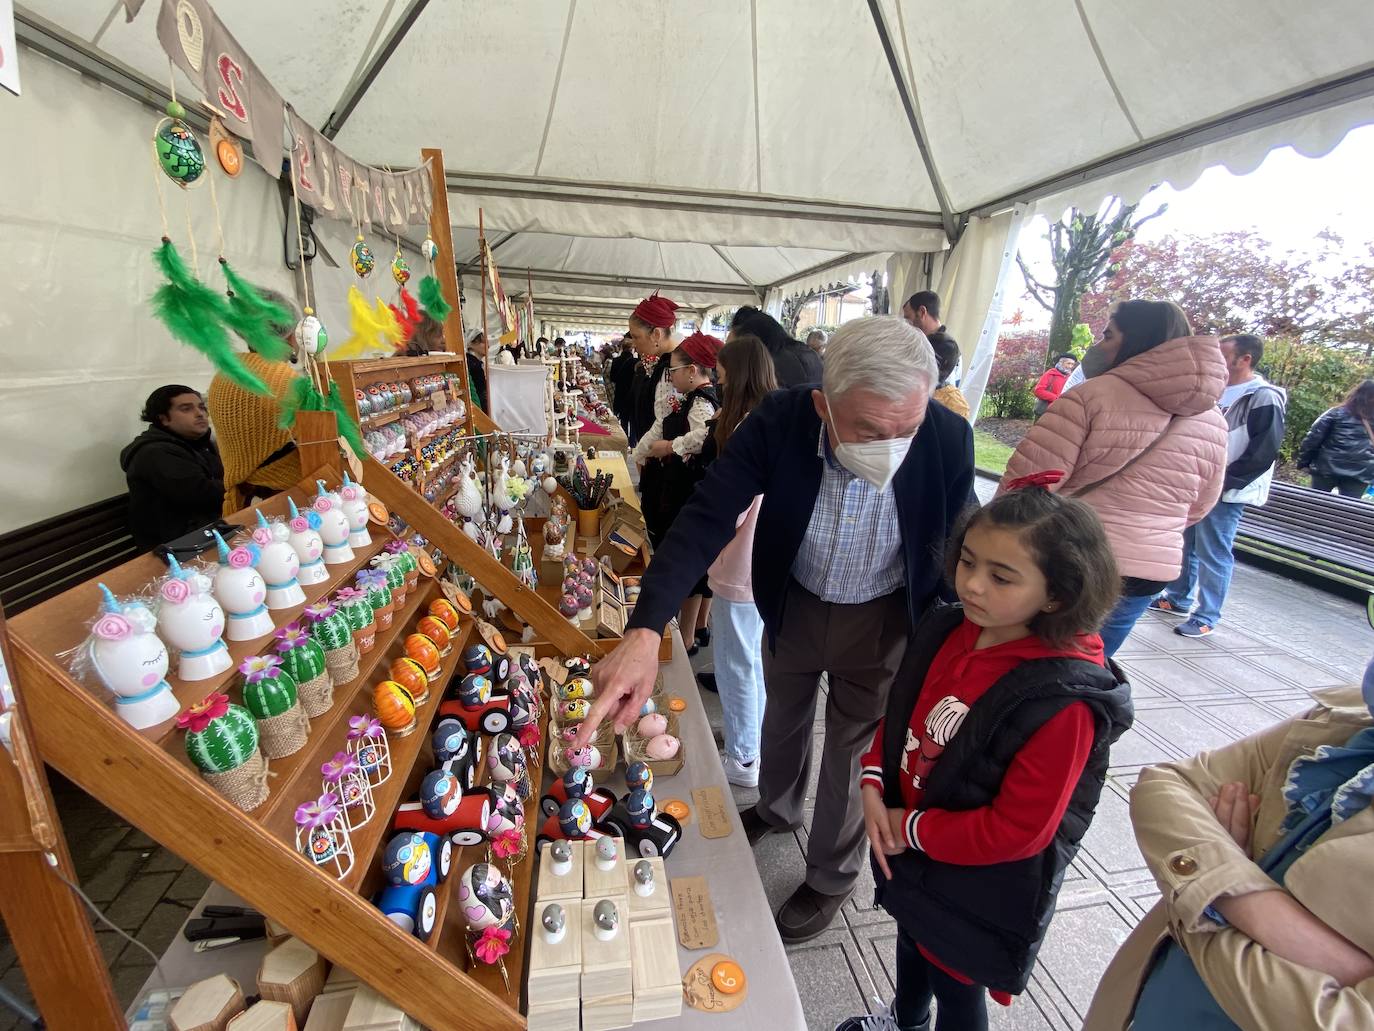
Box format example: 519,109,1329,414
776,882,851,943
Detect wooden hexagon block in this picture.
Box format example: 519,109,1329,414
258,937,329,1026
169,974,245,1031
227,1000,297,1031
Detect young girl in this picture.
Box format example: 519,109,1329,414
839,472,1133,1031
642,332,722,649
699,334,778,786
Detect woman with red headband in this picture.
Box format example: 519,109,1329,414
627,292,683,545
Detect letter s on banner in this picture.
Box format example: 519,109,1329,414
216,52,247,124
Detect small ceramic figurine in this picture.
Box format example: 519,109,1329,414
592,899,619,941
338,471,372,548
313,481,355,565
633,859,655,897
85,585,180,730
285,498,329,586
541,902,566,945
155,555,230,682
252,511,305,609
550,839,573,876
210,530,274,641
594,835,618,871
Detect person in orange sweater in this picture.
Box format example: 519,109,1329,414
838,476,1132,1031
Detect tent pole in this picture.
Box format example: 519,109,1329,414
423,147,476,437
480,209,490,402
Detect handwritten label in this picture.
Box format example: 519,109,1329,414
669,876,718,950
691,786,732,839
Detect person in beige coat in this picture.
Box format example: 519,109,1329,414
1000,300,1228,655
1084,683,1374,1029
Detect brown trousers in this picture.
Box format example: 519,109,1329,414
757,580,910,894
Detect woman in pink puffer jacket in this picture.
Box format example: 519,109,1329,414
1000,300,1227,655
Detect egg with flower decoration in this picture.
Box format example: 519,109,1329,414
372,680,417,735
154,104,205,186
351,236,375,277
382,831,432,887
420,768,463,818
456,673,492,709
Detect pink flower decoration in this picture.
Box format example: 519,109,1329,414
335,587,365,604
473,926,512,964
92,613,132,641
301,602,337,625
340,485,359,501
517,723,540,748
176,693,229,733
227,546,255,569
160,578,190,604
295,792,340,828
313,496,334,513
239,654,281,682
491,828,524,859
384,539,407,555
289,515,309,533
321,751,359,781
347,716,383,740
251,527,273,546
273,622,310,651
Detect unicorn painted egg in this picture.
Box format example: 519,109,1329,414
382,831,431,887
557,799,591,838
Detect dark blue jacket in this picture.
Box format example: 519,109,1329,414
625,386,975,648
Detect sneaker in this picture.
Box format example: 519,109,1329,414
723,754,759,788
1149,597,1187,616
834,999,929,1031
1175,618,1214,638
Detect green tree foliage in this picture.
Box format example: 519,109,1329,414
983,330,1047,419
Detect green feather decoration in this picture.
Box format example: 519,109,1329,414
418,275,451,323
277,375,320,430
326,380,366,460
151,240,269,395
220,259,292,362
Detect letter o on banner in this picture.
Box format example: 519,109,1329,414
176,0,204,72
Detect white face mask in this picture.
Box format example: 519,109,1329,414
824,405,913,491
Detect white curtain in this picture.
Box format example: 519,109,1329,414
488,365,550,435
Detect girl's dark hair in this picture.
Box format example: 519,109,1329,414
714,334,777,452
945,487,1121,649
1110,299,1191,369
141,384,200,425
1343,379,1374,423
732,309,798,355
408,315,445,356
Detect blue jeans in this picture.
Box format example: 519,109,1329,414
1100,592,1155,656
712,596,766,763
1163,501,1246,627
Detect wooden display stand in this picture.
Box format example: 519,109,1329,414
228,1001,297,1031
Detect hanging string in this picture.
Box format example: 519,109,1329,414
149,136,172,240
286,136,325,395
205,137,227,258
166,58,199,274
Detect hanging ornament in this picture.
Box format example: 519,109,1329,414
392,249,411,286
153,101,206,188
352,235,376,278
221,259,292,360
421,237,439,263
295,306,328,355
209,116,243,178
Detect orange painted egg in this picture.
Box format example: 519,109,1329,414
416,616,451,653
428,598,461,632
373,680,416,733
403,633,442,677
389,656,430,696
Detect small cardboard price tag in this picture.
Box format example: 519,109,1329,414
670,876,718,950
683,954,748,1012
691,786,732,839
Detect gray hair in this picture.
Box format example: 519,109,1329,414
806,330,828,346
822,316,936,401
254,286,300,336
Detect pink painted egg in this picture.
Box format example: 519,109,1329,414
637,713,668,737
645,734,680,761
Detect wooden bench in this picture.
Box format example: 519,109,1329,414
1235,481,1374,628
0,496,140,616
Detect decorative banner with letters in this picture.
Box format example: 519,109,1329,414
285,107,433,233
482,239,514,333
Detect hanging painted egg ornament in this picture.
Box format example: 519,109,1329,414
155,106,206,187
351,236,376,277
391,250,411,286
295,307,327,355
421,237,439,262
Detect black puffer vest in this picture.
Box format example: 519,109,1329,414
874,605,1133,994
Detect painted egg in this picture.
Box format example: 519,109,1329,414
372,680,416,733
564,745,600,769
420,768,462,818
462,643,493,676
421,237,439,262
155,119,205,185
557,799,591,838
403,633,441,677
518,654,541,688
559,723,582,742
382,831,431,887
456,673,492,708
639,698,657,717
542,475,558,495
625,761,653,793
560,699,590,722
561,768,591,799
625,787,654,826
432,718,470,763
637,714,667,738
564,656,592,678
391,252,411,286
645,734,681,761
428,598,461,632
559,677,593,702
294,311,327,357
487,733,525,781
458,863,513,931
351,237,375,277
388,657,429,698
415,616,451,654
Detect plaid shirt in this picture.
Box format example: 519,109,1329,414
792,427,905,604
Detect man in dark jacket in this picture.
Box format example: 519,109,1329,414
902,290,958,371
607,336,638,443
121,385,225,551
730,307,823,388
466,330,489,411
577,316,974,943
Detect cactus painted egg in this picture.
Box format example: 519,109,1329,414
388,657,430,699
277,637,327,684
560,699,590,722
625,761,653,793
383,831,431,886
403,633,441,677
558,677,593,702
372,680,416,733
462,643,493,676
415,616,451,653
557,799,592,838
391,252,410,286
420,768,462,818
155,119,205,185
564,745,600,769
645,734,681,761
351,237,375,277
432,718,471,763
428,598,461,632
458,863,513,931
637,713,667,738
184,702,259,774
242,667,299,720
456,673,492,709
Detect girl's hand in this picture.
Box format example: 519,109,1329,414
885,808,908,853
862,785,900,880
1208,781,1260,855
647,440,673,459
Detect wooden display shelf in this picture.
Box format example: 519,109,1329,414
361,400,433,428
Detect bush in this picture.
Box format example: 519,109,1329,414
1264,338,1373,464
984,330,1047,419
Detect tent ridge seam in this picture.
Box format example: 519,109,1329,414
1072,0,1143,141
534,0,579,177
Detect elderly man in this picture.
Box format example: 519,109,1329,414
578,316,974,942
806,329,828,357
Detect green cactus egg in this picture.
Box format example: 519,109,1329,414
340,599,374,633
365,583,391,613
185,704,259,773
384,563,405,592
242,670,299,720
155,120,205,186
310,612,353,652
278,639,327,682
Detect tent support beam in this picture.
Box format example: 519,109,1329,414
970,63,1374,216
454,265,760,301
711,246,763,302
322,0,432,140
866,0,957,242
761,252,871,292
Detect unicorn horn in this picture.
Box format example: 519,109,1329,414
212,529,232,564
167,554,186,579
97,583,120,613
288,497,301,519
256,509,270,528
316,479,328,497
342,470,354,487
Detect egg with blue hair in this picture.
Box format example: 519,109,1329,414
557,798,592,837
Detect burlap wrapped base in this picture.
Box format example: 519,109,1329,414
324,641,360,684
202,750,270,812
257,702,310,758
297,671,334,717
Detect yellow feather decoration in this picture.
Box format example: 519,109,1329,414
332,285,397,359
373,297,404,347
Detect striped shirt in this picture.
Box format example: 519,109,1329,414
792,427,905,604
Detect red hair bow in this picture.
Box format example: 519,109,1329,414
1004,470,1065,492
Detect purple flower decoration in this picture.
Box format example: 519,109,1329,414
321,751,359,782
347,716,384,740
294,792,341,828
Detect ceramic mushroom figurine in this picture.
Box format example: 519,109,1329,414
252,511,305,609
285,497,329,586
592,899,619,941
155,555,230,681
210,530,274,641
541,902,566,944
313,481,355,565
86,585,180,730
338,471,373,548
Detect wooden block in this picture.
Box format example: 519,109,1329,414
529,899,584,1006
343,986,421,1031
322,966,362,995
536,839,586,903
264,916,291,947
623,857,671,923
525,998,580,1031
581,837,626,899
580,895,631,1001
301,992,353,1031
258,937,328,1026
580,992,633,1031
170,974,245,1031
227,1001,296,1031
630,917,682,1023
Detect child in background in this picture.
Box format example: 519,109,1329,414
838,472,1133,1031
643,332,722,651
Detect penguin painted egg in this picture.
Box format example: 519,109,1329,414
557,799,592,838
382,831,432,887
560,699,590,722
428,598,461,633
458,863,513,931
639,698,657,717
403,633,441,678
564,656,592,678
495,782,525,828
558,677,593,702
488,733,525,782
564,745,600,770
372,680,416,733
432,719,470,764
420,768,462,818
351,236,375,277
155,118,205,186
625,788,654,827
508,681,536,729
462,643,493,676
456,673,492,708
625,761,654,794
415,616,451,654
490,652,511,684
388,657,429,700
